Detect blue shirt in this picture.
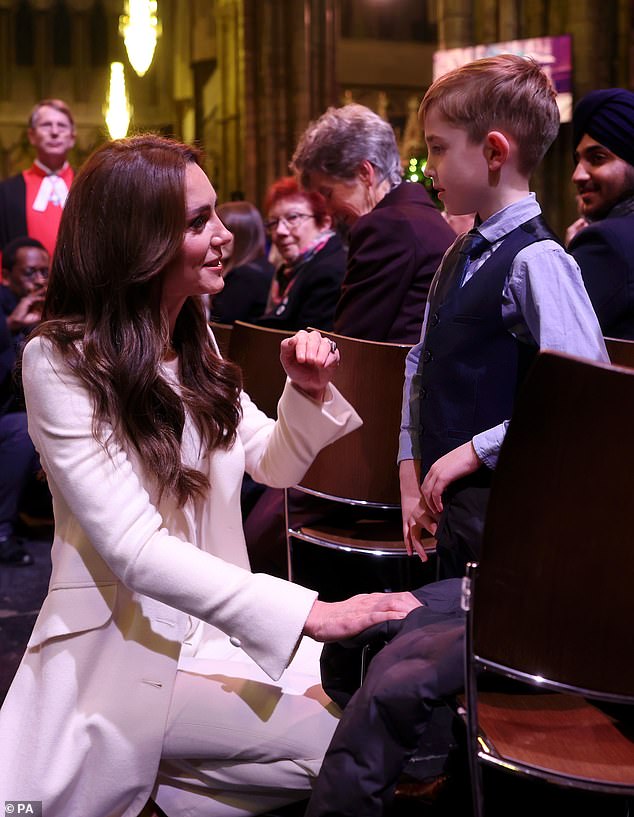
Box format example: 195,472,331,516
399,194,608,468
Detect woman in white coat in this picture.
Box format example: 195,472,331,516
0,135,419,817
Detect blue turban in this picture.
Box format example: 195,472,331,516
573,88,634,167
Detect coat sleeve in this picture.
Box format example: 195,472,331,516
240,379,362,487
21,338,358,679
569,223,633,336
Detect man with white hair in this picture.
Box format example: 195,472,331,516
0,99,75,258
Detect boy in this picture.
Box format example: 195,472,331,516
305,55,607,817
399,54,607,578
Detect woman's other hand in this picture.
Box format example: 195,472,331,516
280,330,340,402
303,591,422,642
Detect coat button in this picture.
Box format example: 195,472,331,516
423,349,433,363
421,387,428,399
430,312,439,326
230,636,242,647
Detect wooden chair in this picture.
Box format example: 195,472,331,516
209,320,233,359
462,351,634,816
227,320,293,418
605,335,634,369
287,330,436,596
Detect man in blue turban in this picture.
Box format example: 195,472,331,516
568,88,634,339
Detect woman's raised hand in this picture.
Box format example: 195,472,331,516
280,329,340,402
303,592,422,642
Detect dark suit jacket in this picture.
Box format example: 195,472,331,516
256,233,346,331
568,214,634,339
334,181,456,343
0,174,27,251
209,256,274,324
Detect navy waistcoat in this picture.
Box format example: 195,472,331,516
419,214,558,478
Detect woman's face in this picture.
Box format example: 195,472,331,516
162,163,232,319
266,194,326,264
309,169,376,226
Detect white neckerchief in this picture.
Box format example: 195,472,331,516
32,160,70,212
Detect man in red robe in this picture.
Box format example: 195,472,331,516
0,99,75,258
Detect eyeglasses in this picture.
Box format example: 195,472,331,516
264,212,315,233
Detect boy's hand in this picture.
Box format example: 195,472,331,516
421,441,481,516
405,495,438,561
399,459,432,560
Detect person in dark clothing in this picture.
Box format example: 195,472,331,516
291,103,455,343
0,236,51,566
210,201,273,325
256,177,346,332
567,88,634,339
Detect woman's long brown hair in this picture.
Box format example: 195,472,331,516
33,134,242,506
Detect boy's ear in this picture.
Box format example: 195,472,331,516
484,131,510,171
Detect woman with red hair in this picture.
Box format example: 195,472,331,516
257,176,346,331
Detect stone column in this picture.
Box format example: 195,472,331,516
67,0,94,102
437,0,473,49
0,0,15,101
243,0,338,207
30,0,55,99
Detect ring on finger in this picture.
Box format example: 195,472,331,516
328,339,338,354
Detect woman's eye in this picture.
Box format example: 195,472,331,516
190,215,207,231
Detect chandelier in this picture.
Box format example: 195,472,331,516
104,62,132,139
119,0,161,78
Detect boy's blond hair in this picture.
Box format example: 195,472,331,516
420,54,559,176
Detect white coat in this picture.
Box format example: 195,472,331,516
0,335,361,816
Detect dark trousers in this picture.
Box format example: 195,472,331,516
0,411,40,539
435,475,491,579
307,580,465,817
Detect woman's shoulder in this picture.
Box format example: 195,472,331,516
22,334,74,385
307,233,347,267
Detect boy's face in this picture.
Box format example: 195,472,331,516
423,106,487,216
572,134,634,220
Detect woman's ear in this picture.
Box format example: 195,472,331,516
484,131,510,172
357,159,376,187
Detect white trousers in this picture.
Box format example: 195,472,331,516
153,637,340,817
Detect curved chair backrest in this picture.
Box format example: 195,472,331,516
605,336,634,369
209,321,233,359
297,330,412,507
474,351,634,700
228,321,293,419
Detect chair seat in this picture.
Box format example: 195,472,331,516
476,691,634,790
292,516,436,557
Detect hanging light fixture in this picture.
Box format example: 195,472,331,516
119,0,161,78
104,62,132,139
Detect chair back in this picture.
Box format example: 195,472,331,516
297,330,411,507
209,321,233,359
605,336,634,369
472,351,634,701
228,321,293,418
